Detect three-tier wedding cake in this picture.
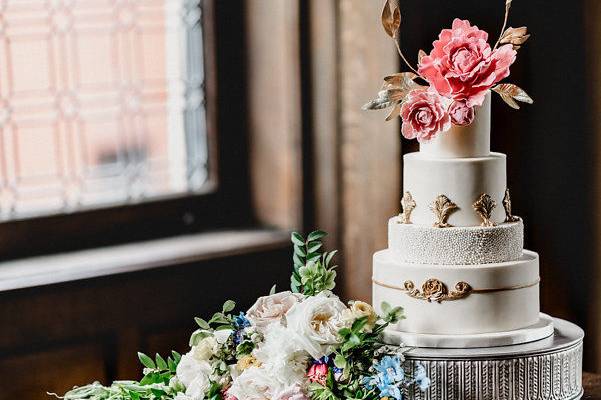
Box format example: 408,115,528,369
365,2,585,399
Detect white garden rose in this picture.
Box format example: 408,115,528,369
192,336,219,361
176,351,213,400
284,291,350,359
342,300,378,332
246,291,304,329
253,323,309,387
227,366,277,400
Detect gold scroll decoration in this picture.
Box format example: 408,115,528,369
502,188,520,222
404,278,472,303
399,191,416,224
473,193,496,227
430,194,458,228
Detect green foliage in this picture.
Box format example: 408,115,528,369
51,351,183,400
190,300,237,347
380,301,405,324
290,230,337,295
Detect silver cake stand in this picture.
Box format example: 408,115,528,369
396,318,584,400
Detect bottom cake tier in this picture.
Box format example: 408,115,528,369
396,317,584,400
373,249,540,335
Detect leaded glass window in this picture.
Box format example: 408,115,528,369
0,0,208,221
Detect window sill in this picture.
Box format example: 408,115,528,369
0,229,291,292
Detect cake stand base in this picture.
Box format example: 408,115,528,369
383,313,555,348
396,318,584,400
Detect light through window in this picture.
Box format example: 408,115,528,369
0,0,208,221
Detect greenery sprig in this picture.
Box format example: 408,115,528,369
291,230,337,296
190,300,236,346
50,351,183,400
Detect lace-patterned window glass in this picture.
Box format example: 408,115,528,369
0,0,208,221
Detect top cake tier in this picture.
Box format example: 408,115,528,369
420,92,491,158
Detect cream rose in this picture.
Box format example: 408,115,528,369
284,291,349,359
342,301,378,332
246,291,304,329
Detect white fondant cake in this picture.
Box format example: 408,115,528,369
388,216,523,265
372,90,553,349
373,250,540,335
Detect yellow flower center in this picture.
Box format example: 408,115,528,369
311,312,332,332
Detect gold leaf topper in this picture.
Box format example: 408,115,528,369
473,193,497,227
399,191,416,224
404,279,472,303
492,83,534,110
361,72,424,118
503,188,520,222
381,0,401,39
499,26,531,50
430,194,459,228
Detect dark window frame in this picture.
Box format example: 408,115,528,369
0,0,256,260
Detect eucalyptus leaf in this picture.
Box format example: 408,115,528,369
194,317,210,330
307,230,327,242
137,352,155,369
222,299,236,313
291,232,305,246
155,353,167,370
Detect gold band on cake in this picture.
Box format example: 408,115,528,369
372,276,541,303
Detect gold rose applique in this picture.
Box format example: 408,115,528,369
403,279,472,303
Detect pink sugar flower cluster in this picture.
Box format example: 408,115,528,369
365,2,533,143
401,19,516,142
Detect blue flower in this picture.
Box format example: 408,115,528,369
374,355,405,382
362,356,406,400
234,312,251,329
414,363,431,391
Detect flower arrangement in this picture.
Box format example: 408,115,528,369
51,231,429,400
363,0,533,142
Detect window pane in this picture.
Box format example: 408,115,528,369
0,0,208,220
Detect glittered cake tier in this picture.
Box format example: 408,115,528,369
388,217,523,265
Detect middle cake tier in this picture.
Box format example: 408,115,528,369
403,151,507,227
373,249,540,335
388,216,524,265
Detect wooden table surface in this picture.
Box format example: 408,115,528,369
584,373,601,399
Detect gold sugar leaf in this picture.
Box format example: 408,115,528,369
430,194,458,228
493,83,534,110
383,72,419,90
499,26,531,50
473,193,497,227
381,0,401,39
385,104,401,121
418,49,427,64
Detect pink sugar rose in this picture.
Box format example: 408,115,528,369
400,89,451,142
448,100,475,126
418,18,517,107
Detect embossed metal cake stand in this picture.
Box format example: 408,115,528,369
395,318,584,400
